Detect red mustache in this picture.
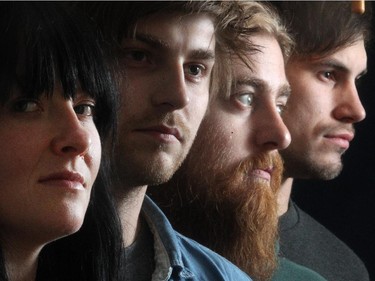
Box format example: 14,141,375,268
235,152,284,193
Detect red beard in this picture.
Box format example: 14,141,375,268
149,149,283,281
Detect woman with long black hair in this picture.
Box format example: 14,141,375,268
0,3,123,280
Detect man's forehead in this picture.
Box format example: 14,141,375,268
128,14,215,55
302,38,366,62
305,40,367,74
137,11,214,30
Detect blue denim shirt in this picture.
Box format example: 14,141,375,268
141,196,253,281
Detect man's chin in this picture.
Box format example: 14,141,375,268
287,160,343,180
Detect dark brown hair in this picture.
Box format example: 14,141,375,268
272,1,372,58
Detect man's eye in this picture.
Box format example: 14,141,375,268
186,65,204,77
74,104,95,117
13,99,40,112
276,103,287,115
319,70,336,81
235,93,254,107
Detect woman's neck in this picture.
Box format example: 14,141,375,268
3,241,41,281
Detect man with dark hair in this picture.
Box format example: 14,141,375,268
272,2,371,280
78,2,254,280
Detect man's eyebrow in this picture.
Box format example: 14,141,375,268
133,33,170,50
233,77,291,98
130,33,215,61
233,77,263,92
234,77,282,92
318,59,367,77
190,49,215,61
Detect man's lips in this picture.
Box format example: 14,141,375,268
249,168,273,181
39,171,85,190
134,125,182,142
324,132,354,149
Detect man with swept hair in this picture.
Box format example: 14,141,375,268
149,2,326,281
77,1,258,280
271,1,371,281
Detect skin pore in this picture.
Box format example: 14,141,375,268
111,12,216,247
0,89,101,280
278,39,367,215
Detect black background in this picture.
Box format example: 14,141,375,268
292,4,375,280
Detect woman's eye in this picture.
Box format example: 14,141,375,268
13,99,40,112
74,104,95,117
122,49,151,66
127,50,147,62
235,93,254,107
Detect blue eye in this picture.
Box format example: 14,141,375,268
236,93,253,107
276,104,287,114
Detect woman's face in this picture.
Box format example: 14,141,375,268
0,88,101,247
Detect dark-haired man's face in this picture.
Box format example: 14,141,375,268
281,39,367,180
114,12,215,189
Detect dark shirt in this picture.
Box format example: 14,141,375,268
124,217,155,281
272,257,327,281
279,200,369,281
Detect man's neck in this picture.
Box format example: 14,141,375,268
277,177,294,217
113,184,148,247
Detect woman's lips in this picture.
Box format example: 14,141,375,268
39,171,85,190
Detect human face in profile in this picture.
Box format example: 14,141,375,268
281,39,367,179
115,12,216,188
193,33,291,185
0,88,101,248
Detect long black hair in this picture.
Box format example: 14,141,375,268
0,2,122,280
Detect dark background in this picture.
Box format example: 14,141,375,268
292,4,375,280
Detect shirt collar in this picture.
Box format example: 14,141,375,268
142,196,194,280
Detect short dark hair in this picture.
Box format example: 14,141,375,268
272,1,372,58
76,1,262,105
76,2,224,51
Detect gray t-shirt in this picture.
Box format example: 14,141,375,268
124,217,155,281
